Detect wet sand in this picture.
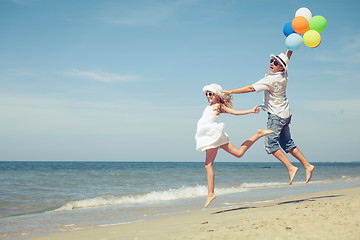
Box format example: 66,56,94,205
30,186,360,240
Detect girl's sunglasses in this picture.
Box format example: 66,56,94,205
270,59,279,66
205,92,214,97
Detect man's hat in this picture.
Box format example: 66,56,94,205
270,53,289,70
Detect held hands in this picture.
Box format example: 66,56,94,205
227,105,260,116
252,105,260,114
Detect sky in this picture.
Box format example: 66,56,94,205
0,0,359,162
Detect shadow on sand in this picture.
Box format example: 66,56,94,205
212,194,342,215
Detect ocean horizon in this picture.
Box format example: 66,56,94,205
1,161,360,239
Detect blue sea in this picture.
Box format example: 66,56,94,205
1,161,360,239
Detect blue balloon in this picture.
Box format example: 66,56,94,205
283,22,295,37
285,33,303,51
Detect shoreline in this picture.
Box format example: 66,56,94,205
29,186,360,240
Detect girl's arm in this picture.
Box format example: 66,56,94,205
221,105,260,115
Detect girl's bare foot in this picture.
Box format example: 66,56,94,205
257,129,273,138
305,165,315,183
204,193,216,208
289,167,298,185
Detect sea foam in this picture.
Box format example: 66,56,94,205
53,182,290,212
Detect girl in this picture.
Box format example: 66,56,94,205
195,83,273,208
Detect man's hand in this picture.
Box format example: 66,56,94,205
286,50,293,60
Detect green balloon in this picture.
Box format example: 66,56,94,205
309,15,327,33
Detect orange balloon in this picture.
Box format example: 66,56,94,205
292,16,309,34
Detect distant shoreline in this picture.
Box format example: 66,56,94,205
1,160,359,163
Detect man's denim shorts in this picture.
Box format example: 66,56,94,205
265,113,296,154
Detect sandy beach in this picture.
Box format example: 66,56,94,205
29,186,360,240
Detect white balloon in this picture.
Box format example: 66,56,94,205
295,7,312,21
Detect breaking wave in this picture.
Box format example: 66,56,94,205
53,181,294,212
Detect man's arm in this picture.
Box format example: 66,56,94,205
286,50,293,60
223,85,255,94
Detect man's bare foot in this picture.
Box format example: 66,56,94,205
204,193,216,208
289,167,298,185
257,129,274,138
305,165,315,183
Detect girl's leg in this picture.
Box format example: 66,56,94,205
204,148,218,208
221,129,273,158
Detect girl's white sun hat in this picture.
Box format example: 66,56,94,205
202,83,223,95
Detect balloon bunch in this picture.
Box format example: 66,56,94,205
283,7,327,51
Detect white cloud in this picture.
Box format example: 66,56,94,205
343,35,360,51
313,35,360,64
101,2,177,25
66,69,141,82
0,94,195,137
304,99,360,121
3,0,23,3
104,10,165,25
0,93,198,160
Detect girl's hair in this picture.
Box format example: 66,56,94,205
214,92,233,114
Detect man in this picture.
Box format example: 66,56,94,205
224,50,314,184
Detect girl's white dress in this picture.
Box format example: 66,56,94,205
195,105,229,152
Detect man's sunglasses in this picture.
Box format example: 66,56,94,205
270,59,279,66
